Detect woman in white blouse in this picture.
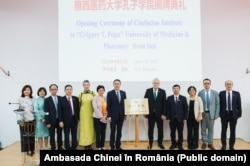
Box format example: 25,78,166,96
92,85,107,150
18,85,35,156
186,86,203,150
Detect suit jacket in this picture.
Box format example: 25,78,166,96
144,88,167,118
186,95,204,121
166,95,188,122
60,96,80,127
219,90,242,119
44,95,62,126
107,89,126,121
198,89,220,119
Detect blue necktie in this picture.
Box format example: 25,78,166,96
206,91,210,110
228,92,231,110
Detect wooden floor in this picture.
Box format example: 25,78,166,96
0,139,249,166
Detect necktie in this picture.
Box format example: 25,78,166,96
228,92,231,110
153,89,157,100
54,96,58,118
206,90,210,110
116,91,120,103
67,97,73,116
175,96,178,104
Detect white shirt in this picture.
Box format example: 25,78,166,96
66,96,74,114
52,95,58,118
52,95,57,106
174,95,179,102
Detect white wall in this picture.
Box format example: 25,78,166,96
200,0,250,143
0,0,250,148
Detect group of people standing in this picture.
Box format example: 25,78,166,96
17,79,125,155
146,78,241,151
17,77,241,154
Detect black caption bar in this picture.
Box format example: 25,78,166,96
40,150,250,165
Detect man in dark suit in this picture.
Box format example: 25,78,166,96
165,84,188,150
144,78,167,149
60,85,79,150
44,84,64,150
107,79,127,150
219,80,242,150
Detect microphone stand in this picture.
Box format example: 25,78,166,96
9,102,32,164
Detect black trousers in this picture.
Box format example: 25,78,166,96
187,118,199,148
64,116,78,150
49,119,63,150
170,118,184,146
19,122,35,152
148,116,163,145
221,111,237,148
110,118,123,149
94,118,107,148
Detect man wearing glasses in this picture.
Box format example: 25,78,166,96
44,84,64,150
198,78,220,150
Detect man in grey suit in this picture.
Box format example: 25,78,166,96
198,78,220,150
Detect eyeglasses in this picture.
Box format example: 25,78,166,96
203,83,210,85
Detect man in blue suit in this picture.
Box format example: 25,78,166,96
44,84,64,150
219,80,242,150
198,78,220,150
60,85,79,150
107,79,127,150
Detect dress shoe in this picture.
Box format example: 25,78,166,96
178,146,184,150
84,146,92,150
193,146,198,150
158,144,165,150
110,147,115,150
229,147,235,150
201,143,206,149
58,147,65,150
221,146,226,150
208,144,215,150
148,142,153,150
188,145,192,150
116,147,123,150
169,144,176,150
27,151,34,156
